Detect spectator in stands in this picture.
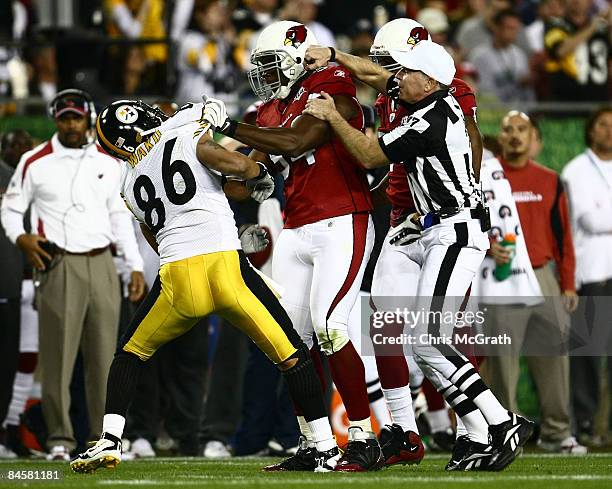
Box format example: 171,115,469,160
233,0,279,70
417,7,449,45
0,129,32,459
480,110,585,454
525,0,564,52
544,0,611,101
0,90,145,461
280,0,335,48
562,106,612,446
469,9,535,102
176,0,239,111
104,0,167,95
455,0,532,57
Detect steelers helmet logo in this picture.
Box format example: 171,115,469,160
115,105,139,124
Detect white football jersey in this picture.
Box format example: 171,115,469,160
120,123,241,265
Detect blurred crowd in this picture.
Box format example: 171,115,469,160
1,0,611,115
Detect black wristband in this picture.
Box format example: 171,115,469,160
329,47,336,63
219,119,238,137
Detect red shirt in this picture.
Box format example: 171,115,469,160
500,159,576,291
256,67,372,228
376,78,477,227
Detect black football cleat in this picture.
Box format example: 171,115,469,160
262,435,318,472
488,412,534,471
334,427,384,472
379,424,424,466
445,435,493,471
431,428,456,452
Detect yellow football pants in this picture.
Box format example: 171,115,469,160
122,250,299,364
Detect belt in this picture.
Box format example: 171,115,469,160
423,208,480,228
58,245,110,257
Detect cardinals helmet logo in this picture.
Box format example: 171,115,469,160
284,24,308,48
407,27,429,46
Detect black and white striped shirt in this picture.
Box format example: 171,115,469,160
378,90,479,215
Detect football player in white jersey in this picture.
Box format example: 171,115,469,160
70,100,340,473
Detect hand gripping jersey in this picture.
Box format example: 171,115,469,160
120,125,241,265
375,77,477,226
256,66,372,228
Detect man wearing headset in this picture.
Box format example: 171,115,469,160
0,89,145,461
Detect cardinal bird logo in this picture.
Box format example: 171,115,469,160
284,24,308,48
407,27,429,46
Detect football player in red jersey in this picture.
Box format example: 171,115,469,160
303,21,494,471
202,21,383,472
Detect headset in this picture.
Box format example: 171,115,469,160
48,88,97,129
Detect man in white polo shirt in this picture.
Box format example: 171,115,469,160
0,89,145,460
562,106,612,446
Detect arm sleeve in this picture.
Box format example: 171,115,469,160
111,3,143,38
451,79,477,117
107,169,144,272
378,118,429,163
550,176,576,291
0,156,33,243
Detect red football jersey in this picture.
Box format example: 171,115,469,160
256,66,372,228
376,77,477,226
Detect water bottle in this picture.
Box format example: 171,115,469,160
493,233,516,281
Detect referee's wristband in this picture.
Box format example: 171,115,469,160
329,47,336,63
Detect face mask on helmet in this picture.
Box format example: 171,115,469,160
96,100,166,160
369,19,429,72
248,21,318,102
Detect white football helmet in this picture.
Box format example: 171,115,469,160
248,21,319,102
370,18,430,72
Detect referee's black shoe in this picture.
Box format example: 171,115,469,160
488,412,534,471
263,435,317,471
445,435,493,471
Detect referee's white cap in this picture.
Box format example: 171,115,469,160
390,41,455,86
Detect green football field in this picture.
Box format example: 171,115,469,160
1,453,611,489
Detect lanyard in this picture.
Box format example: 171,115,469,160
586,150,612,192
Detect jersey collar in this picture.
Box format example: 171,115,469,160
398,88,449,114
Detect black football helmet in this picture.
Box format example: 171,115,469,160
96,100,168,160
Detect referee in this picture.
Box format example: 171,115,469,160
304,40,533,471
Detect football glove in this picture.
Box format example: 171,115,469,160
203,97,236,136
389,213,423,246
239,224,270,254
246,162,275,202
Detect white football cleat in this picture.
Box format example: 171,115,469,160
70,433,121,473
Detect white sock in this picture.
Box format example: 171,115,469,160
3,372,33,427
349,417,373,433
455,416,468,438
474,390,510,425
460,410,489,444
426,408,451,434
308,417,336,452
382,385,418,433
297,416,313,441
370,395,392,427
102,414,126,439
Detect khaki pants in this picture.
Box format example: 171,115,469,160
480,263,571,442
37,250,119,450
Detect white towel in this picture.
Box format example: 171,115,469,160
476,158,543,305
